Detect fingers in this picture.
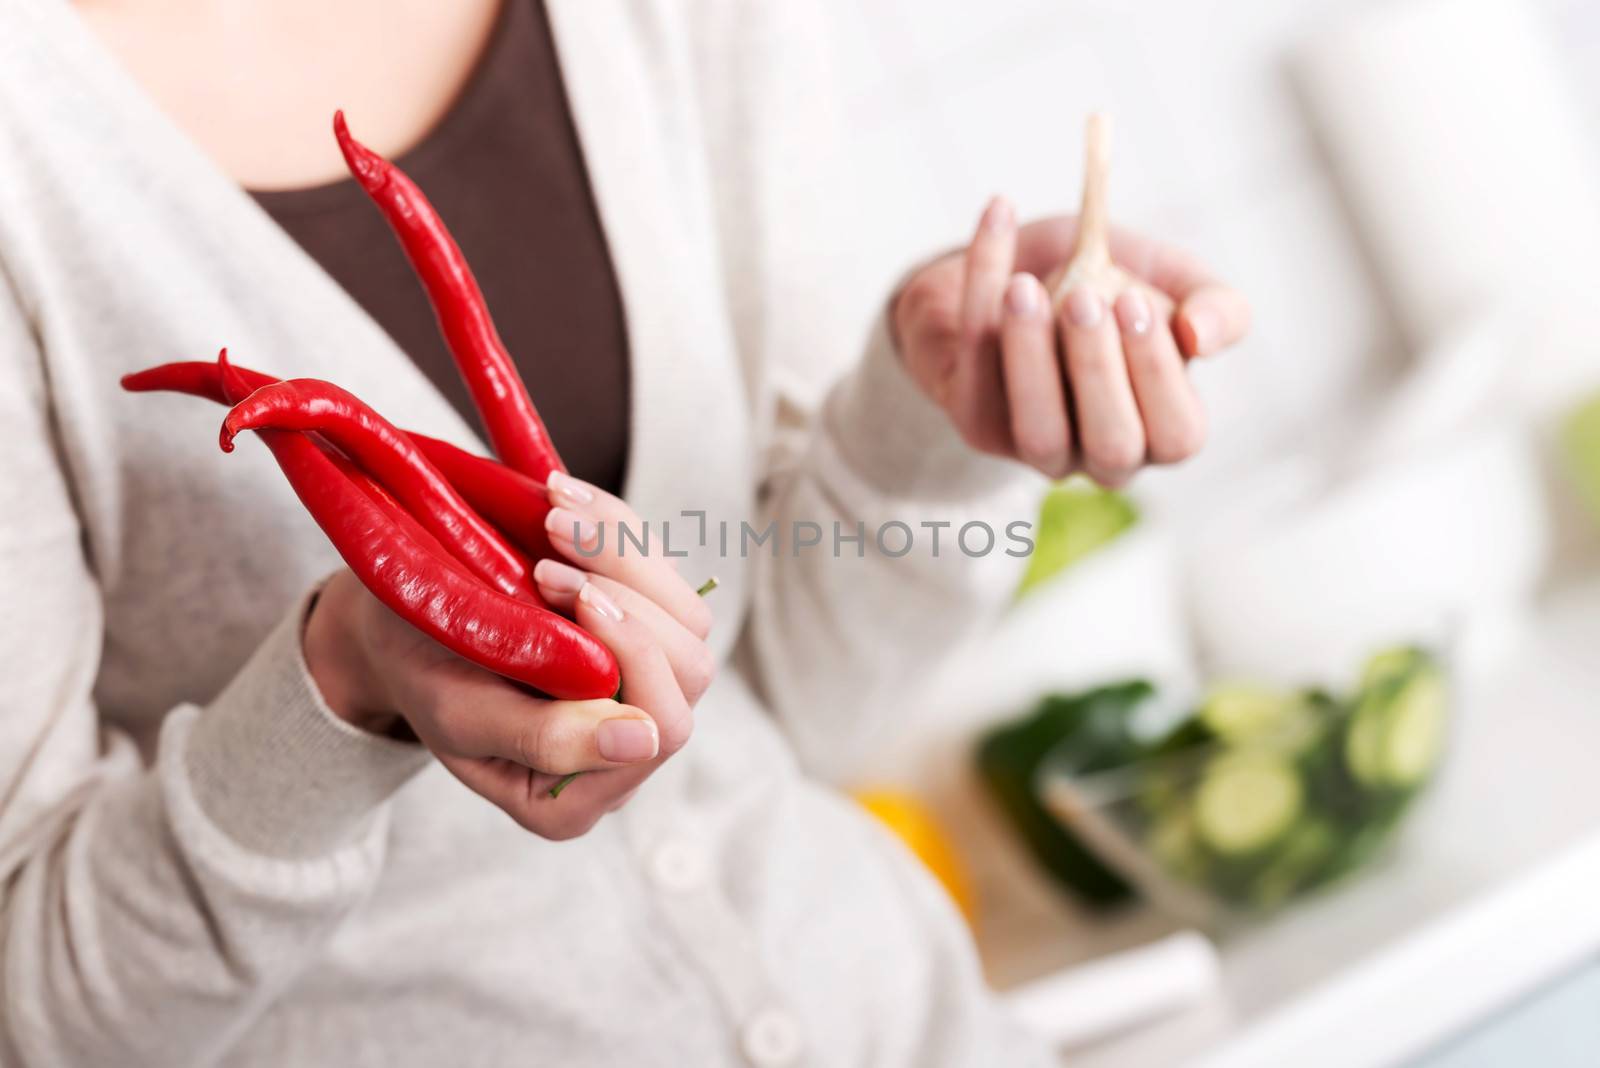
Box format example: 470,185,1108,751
544,471,713,640
571,581,695,756
533,559,715,704
1114,288,1206,465
1059,287,1144,487
891,255,965,396
1011,216,1248,358
415,668,659,773
429,577,697,839
949,196,1017,454
438,752,612,841
1174,283,1251,358
998,273,1072,478
1103,232,1248,356
961,198,1016,347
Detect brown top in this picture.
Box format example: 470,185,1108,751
252,0,631,494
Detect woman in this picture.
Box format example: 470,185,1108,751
0,1,1248,1065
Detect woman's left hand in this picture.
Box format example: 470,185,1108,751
890,199,1250,486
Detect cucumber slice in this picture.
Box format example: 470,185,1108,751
1346,657,1447,790
1379,668,1447,787
1360,646,1422,690
1194,752,1303,856
1199,685,1296,738
1200,685,1324,756
1344,696,1390,788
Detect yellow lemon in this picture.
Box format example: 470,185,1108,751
856,789,977,925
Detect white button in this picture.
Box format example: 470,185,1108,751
740,1007,803,1067
649,838,707,892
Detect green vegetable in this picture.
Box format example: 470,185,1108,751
976,681,1155,907
1198,685,1324,755
1343,698,1388,787
1149,715,1214,757
1248,819,1338,909
1193,751,1303,856
1199,684,1295,738
1561,391,1600,524
1379,670,1447,785
1317,806,1406,885
1345,648,1447,790
978,647,1447,920
1360,647,1420,690
1017,479,1137,596
1146,808,1205,882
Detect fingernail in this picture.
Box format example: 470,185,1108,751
547,470,595,506
597,717,657,762
1004,274,1041,317
579,581,624,622
533,558,586,594
1064,287,1103,328
1115,289,1153,336
980,195,1013,232
545,507,598,548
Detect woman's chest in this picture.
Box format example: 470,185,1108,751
6,0,763,741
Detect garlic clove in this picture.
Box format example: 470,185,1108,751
1047,113,1135,306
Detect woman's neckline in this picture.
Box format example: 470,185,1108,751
249,0,521,214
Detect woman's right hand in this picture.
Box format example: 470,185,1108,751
301,558,705,840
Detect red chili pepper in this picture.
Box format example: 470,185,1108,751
210,351,484,574
333,111,564,482
122,359,554,561
121,114,615,704
256,431,615,697
409,434,556,561
122,359,275,406
220,378,536,600
208,354,619,699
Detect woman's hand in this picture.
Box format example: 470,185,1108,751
303,471,713,840
891,199,1251,486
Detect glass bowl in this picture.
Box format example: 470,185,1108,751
1035,648,1450,926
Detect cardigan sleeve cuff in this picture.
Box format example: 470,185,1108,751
823,313,1034,502
179,585,432,859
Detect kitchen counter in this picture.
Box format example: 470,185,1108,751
977,580,1600,1066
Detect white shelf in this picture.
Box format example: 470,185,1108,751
978,582,1600,1067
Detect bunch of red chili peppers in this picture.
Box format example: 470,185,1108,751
123,112,620,702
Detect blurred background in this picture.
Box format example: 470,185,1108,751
793,0,1600,1064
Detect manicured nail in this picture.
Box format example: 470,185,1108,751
1115,288,1153,336
980,195,1013,232
533,558,586,595
579,581,624,622
1005,274,1041,317
1064,286,1104,328
598,717,657,762
547,470,595,506
545,507,598,548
